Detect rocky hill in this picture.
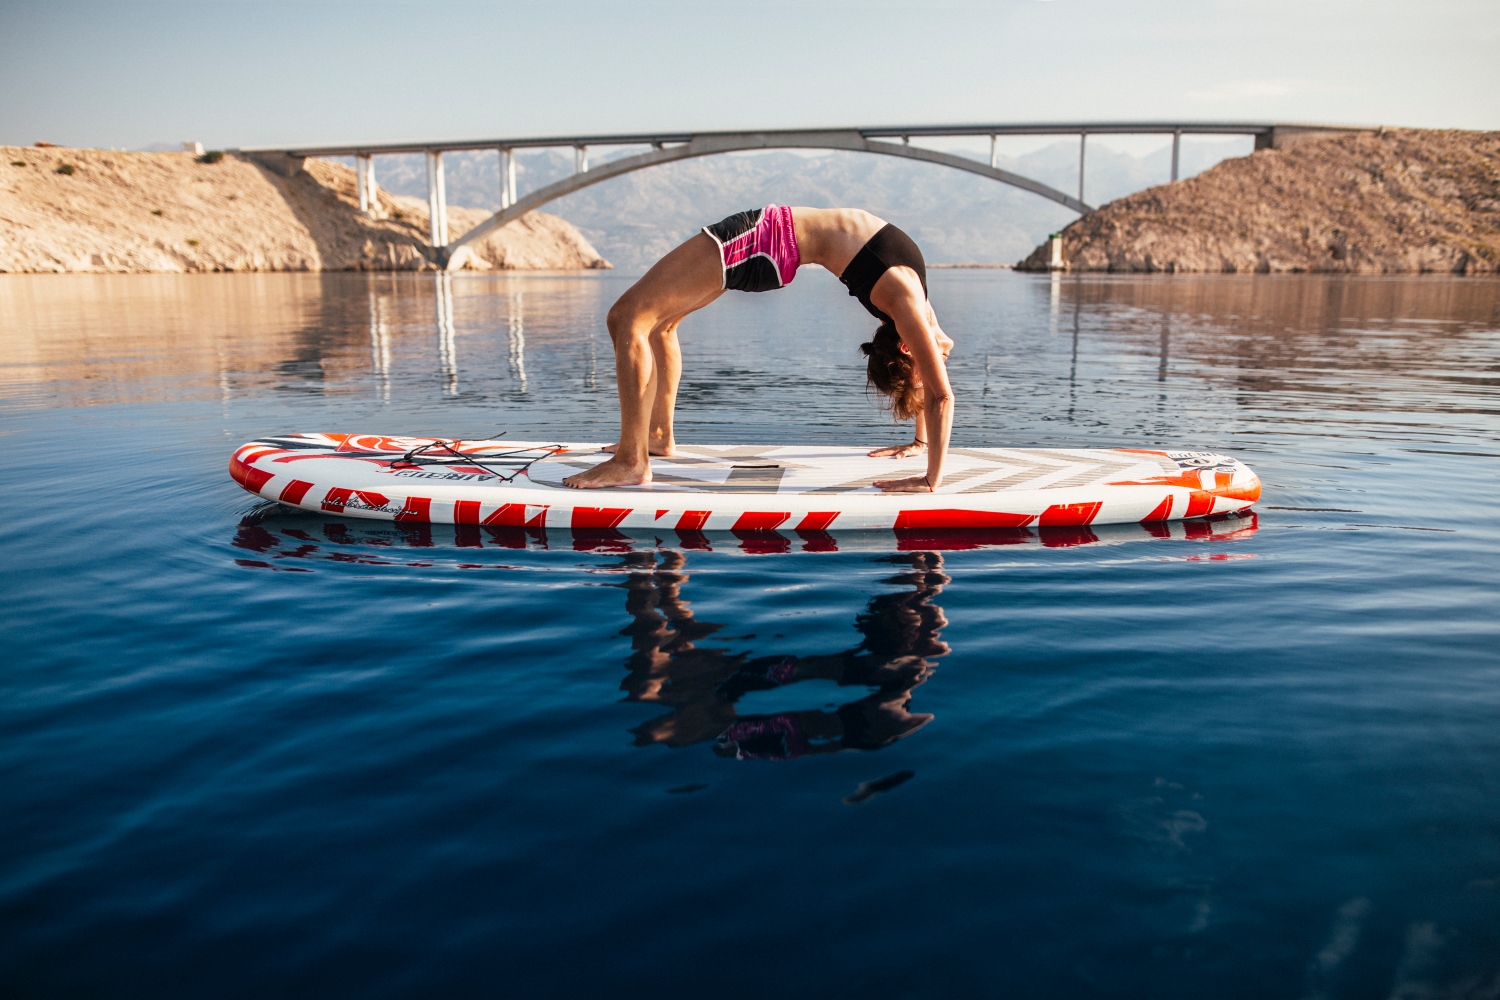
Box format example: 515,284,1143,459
0,146,610,273
1017,129,1500,274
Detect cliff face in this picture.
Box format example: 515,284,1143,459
0,146,610,273
1017,129,1500,274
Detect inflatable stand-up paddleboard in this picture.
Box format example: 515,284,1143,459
229,434,1260,531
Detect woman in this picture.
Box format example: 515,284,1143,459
563,206,954,492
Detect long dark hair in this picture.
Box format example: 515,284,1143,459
860,321,921,420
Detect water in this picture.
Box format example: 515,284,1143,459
2,270,1498,998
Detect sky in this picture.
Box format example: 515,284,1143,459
1,0,1496,152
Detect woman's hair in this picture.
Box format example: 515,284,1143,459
860,321,921,420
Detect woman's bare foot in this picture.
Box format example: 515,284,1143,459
563,455,653,489
868,440,926,459
602,439,676,457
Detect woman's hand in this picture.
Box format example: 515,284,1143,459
874,474,934,493
868,440,926,459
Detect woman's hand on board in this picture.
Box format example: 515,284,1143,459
868,440,927,459
874,474,935,493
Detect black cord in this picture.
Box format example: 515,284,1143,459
388,434,565,483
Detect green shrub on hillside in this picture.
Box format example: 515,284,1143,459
55,163,75,175
197,150,224,164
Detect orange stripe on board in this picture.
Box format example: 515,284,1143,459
228,455,275,494
1216,480,1262,502
322,487,352,512
278,479,314,504
894,509,1036,529
483,503,528,526
454,500,481,524
1140,495,1173,522
572,507,631,529
794,512,839,531
676,511,710,531
395,497,431,523
477,503,549,528
732,512,791,531
1184,491,1216,518
1039,502,1103,526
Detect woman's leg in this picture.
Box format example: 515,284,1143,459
601,313,686,456
564,233,723,489
646,316,684,454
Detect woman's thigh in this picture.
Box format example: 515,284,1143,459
612,233,725,325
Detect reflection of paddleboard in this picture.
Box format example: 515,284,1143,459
229,434,1261,530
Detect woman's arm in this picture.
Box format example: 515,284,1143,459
869,270,953,493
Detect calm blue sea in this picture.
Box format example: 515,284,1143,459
2,270,1498,998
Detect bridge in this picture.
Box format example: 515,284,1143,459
237,122,1372,270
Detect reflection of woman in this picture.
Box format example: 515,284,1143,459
617,550,950,761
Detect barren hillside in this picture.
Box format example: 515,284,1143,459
0,146,610,273
1017,129,1500,274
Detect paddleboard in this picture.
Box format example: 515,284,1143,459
229,434,1260,530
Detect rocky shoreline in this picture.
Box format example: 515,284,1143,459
1017,128,1500,274
0,146,610,273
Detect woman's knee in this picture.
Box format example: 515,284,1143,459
606,301,650,345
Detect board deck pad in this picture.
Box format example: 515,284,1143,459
230,434,1261,531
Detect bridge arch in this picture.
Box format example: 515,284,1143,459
443,129,1093,269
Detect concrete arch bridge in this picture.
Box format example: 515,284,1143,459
238,122,1370,270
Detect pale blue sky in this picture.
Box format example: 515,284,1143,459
1,0,1496,151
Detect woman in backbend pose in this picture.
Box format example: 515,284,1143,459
562,206,955,493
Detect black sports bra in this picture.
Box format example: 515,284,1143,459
838,223,928,325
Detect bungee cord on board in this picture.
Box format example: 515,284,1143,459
388,432,566,484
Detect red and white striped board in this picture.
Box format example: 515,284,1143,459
229,434,1260,530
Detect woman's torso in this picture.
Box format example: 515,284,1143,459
790,207,887,276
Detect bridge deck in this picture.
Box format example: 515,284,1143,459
236,121,1351,159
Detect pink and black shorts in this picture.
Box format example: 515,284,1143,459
702,205,800,293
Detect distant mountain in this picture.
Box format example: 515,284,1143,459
342,139,1252,272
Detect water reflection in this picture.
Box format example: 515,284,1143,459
0,272,612,407
434,272,458,395
230,507,1259,567
368,283,391,402
618,550,946,760
4,272,1495,442
508,288,527,391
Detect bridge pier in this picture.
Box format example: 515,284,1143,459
1078,132,1087,205
989,134,997,169
425,151,448,249
499,148,516,209
1171,130,1181,182
355,154,378,215
574,145,588,173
